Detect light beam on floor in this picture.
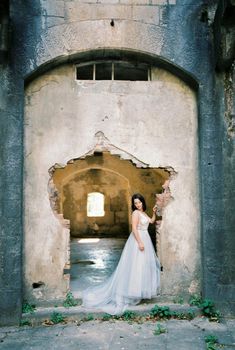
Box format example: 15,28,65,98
78,238,100,244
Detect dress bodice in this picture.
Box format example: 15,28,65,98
137,212,150,231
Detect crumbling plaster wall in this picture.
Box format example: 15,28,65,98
2,0,233,325
24,63,199,301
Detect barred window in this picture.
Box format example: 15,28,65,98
76,61,151,81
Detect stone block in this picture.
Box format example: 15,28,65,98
2,180,22,201
132,6,160,25
0,217,22,240
65,0,100,17
3,146,22,173
114,211,127,223
41,0,65,18
76,211,87,223
0,258,21,290
120,0,149,5
65,3,159,25
151,0,167,4
46,16,66,28
98,0,122,4
0,289,22,326
102,211,115,225
3,199,22,218
4,119,23,148
159,6,168,25
109,224,121,235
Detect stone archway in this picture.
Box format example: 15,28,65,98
24,58,200,303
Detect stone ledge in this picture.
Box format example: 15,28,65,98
21,302,201,326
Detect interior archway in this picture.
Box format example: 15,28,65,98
56,167,131,238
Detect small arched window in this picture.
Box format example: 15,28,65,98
87,192,105,217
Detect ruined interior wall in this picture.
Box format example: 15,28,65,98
53,153,166,238
24,63,199,301
62,168,130,237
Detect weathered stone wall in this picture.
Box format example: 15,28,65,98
212,63,235,314
202,0,235,315
0,65,23,326
1,0,235,325
24,63,199,302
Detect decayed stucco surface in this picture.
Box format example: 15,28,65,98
24,64,199,301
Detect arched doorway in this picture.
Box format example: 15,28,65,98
24,54,200,303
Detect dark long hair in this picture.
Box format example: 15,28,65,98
131,193,147,212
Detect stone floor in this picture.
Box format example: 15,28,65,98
1,317,235,350
7,237,233,350
70,237,126,298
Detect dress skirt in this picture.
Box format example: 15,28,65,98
82,228,161,315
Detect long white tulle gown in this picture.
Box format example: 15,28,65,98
82,211,161,314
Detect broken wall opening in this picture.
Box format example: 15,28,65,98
50,150,170,297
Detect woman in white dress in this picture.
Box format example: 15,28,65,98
82,193,161,314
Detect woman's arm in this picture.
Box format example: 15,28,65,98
132,211,144,251
149,206,157,224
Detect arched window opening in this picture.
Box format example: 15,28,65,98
87,192,105,217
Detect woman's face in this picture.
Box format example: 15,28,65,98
134,198,143,211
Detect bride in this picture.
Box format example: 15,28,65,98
82,193,161,314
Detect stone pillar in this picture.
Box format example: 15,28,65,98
0,31,23,326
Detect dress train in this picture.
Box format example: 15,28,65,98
82,212,160,314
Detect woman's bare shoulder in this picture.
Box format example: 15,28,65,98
132,209,140,219
132,210,139,224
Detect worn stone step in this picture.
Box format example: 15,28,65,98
21,302,201,326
